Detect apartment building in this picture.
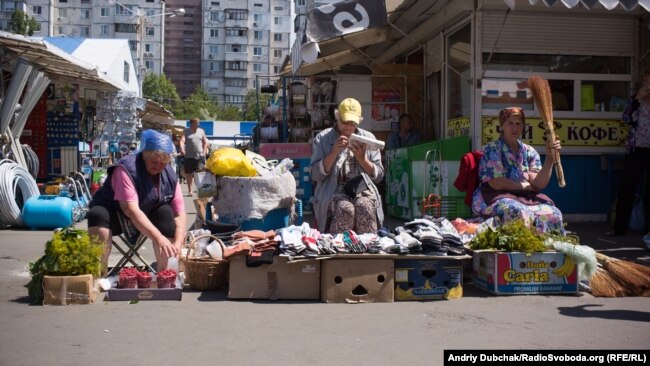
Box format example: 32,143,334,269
0,1,27,32
26,0,168,80
18,0,291,105
198,0,291,105
164,0,202,98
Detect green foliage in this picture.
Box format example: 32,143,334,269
173,85,220,120
25,229,104,303
218,104,243,120
469,219,546,253
142,73,180,112
11,10,39,36
242,89,270,122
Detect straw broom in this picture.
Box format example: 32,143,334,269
589,267,628,297
595,252,650,296
528,76,566,187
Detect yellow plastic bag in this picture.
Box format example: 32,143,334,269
205,147,257,177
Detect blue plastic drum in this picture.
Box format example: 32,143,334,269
22,195,74,230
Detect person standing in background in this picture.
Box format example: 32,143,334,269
386,114,421,149
609,70,650,249
179,118,209,196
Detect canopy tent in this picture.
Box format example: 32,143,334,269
0,32,129,91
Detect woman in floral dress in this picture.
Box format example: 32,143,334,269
472,107,564,234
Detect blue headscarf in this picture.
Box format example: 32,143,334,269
139,129,173,154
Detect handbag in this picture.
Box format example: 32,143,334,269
343,176,368,199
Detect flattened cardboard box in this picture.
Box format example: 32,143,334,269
107,282,182,301
228,255,320,300
395,257,464,301
472,251,579,295
321,259,394,303
43,274,96,305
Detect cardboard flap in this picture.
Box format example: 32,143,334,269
43,274,95,305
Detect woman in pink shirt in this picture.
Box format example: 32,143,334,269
87,130,186,274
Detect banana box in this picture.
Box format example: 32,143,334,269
394,257,466,301
472,251,579,295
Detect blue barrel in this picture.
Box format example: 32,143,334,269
22,195,75,230
219,200,304,231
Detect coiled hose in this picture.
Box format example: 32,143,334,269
21,144,40,179
0,159,40,227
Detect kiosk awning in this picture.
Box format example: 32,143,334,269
287,0,647,76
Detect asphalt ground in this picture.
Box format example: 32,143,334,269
1,185,648,366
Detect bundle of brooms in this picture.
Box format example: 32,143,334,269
527,76,566,187
590,253,650,297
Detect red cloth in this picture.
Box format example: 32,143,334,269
453,151,484,207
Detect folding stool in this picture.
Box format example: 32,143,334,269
107,211,156,277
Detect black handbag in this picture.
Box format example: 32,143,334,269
343,176,368,198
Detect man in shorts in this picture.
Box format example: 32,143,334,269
179,117,209,195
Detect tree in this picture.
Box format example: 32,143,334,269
217,104,243,121
242,89,271,122
142,73,180,112
11,10,39,36
173,86,220,120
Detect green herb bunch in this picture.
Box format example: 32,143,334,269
468,219,546,253
25,228,104,303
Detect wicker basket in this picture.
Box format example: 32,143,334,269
183,235,229,291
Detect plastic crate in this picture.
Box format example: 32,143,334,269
439,196,471,219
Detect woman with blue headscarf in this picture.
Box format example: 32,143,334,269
88,129,187,274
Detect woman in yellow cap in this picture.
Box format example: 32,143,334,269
310,98,384,234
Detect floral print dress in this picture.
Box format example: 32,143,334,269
471,138,564,234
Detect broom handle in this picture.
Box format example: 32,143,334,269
545,125,566,188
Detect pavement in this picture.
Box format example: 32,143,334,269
1,184,649,366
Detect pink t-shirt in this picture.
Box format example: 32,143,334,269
111,166,185,215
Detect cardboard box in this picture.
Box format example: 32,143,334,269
43,274,96,305
107,282,182,301
394,257,464,301
472,251,579,295
228,255,320,300
321,259,394,303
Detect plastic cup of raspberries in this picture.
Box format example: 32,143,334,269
137,271,152,288
156,269,177,288
118,267,139,288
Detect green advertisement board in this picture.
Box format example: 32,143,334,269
385,136,472,220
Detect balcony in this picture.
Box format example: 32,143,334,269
224,51,249,62
224,69,247,78
224,35,248,45
224,18,247,28
206,70,224,78
225,86,247,96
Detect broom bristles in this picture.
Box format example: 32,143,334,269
528,76,554,130
590,268,628,297
596,252,650,295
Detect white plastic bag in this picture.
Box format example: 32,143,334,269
195,171,217,198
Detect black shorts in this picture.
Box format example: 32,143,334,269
184,157,205,174
87,204,176,238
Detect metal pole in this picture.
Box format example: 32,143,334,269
138,15,146,97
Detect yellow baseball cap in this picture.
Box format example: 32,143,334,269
338,98,362,125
